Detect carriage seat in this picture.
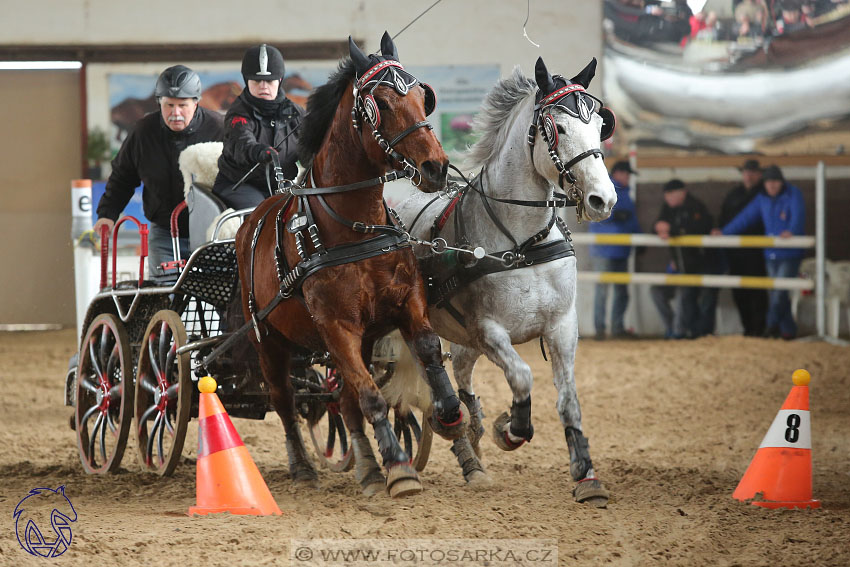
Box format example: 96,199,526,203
178,142,242,247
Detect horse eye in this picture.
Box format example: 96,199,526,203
375,98,390,111
556,125,566,135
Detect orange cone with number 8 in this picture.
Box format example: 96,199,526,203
732,369,820,509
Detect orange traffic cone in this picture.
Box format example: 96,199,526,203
732,369,820,509
188,376,282,516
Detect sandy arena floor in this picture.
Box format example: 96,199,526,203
1,329,848,566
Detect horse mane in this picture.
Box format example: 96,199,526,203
297,58,356,167
464,66,536,169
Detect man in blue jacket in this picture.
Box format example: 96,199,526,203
718,165,805,339
590,160,641,339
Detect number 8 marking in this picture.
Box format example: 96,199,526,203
784,413,801,443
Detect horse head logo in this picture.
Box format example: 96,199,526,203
13,486,78,558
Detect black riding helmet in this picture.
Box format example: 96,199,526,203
241,44,285,83
155,65,202,99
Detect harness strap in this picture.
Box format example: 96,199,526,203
290,168,410,195
388,120,433,147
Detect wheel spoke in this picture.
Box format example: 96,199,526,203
334,414,349,455
165,383,179,400
106,411,118,434
98,324,110,372
99,410,109,462
140,375,157,394
80,404,100,430
138,403,158,426
163,408,175,435
408,412,422,443
158,321,169,370
79,377,99,395
146,413,163,463
108,383,122,402
105,344,120,383
165,342,177,378
157,411,167,463
88,338,102,379
147,334,162,382
325,414,336,456
88,413,103,463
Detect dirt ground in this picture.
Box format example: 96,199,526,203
1,329,848,566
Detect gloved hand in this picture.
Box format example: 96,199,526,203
613,209,632,223
253,145,278,164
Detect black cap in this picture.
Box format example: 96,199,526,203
663,179,686,192
740,159,761,171
611,160,637,175
155,65,202,99
762,165,785,181
241,44,285,82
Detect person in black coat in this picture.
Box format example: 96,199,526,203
213,44,304,210
719,159,768,336
652,179,715,338
95,65,224,269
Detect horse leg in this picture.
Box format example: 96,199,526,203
398,320,467,442
545,312,610,507
323,326,421,498
447,342,491,488
475,321,535,450
339,387,386,496
254,329,318,483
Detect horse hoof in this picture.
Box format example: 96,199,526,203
292,467,319,485
428,401,469,441
359,469,386,496
465,469,493,490
386,463,422,498
491,412,525,451
573,478,610,508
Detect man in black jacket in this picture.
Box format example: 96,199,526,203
651,179,715,338
94,65,224,270
213,44,303,210
718,159,768,336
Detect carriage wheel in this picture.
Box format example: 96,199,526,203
305,367,354,472
134,310,191,476
393,406,433,472
75,313,133,474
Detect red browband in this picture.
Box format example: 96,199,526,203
357,60,405,86
540,84,585,107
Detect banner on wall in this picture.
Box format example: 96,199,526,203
601,0,850,155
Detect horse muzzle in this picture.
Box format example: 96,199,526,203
416,159,449,193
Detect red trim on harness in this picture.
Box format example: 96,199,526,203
436,194,460,231
358,60,405,86
576,477,599,483
540,84,585,107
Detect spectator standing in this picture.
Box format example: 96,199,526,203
590,161,641,339
652,179,714,338
718,165,806,339
719,159,768,336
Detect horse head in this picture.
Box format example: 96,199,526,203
348,32,448,192
531,57,617,222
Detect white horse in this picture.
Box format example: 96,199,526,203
389,57,617,506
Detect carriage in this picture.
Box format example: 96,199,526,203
63,178,433,478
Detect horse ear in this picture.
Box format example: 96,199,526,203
570,57,597,89
380,31,399,61
534,57,555,94
349,36,371,76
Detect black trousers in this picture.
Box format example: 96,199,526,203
727,251,768,336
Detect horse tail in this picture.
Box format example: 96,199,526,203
377,331,432,415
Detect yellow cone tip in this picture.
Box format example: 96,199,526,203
198,376,217,393
792,369,810,386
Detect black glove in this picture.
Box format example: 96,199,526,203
613,209,632,223
253,145,278,164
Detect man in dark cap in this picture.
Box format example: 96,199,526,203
213,44,303,210
95,65,224,270
718,159,768,336
589,160,641,339
651,179,714,338
717,164,806,339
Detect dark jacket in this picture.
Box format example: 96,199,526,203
719,181,765,275
656,193,714,273
96,107,224,233
215,91,303,192
722,182,806,260
589,179,642,260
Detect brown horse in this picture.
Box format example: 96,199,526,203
235,32,462,498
